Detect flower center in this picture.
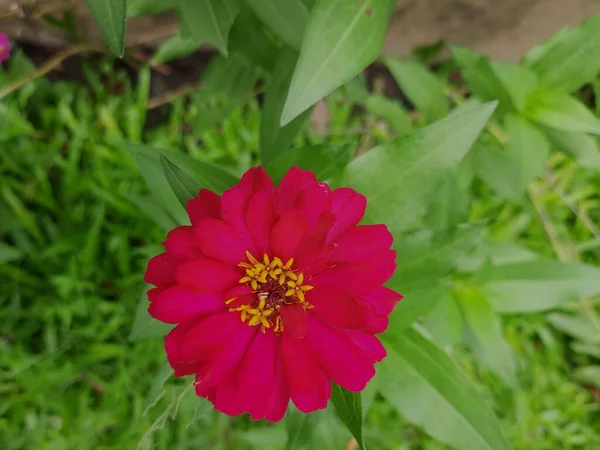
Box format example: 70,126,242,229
227,251,313,333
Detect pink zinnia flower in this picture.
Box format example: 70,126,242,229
0,34,11,63
145,166,402,421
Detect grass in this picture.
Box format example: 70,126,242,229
1,51,600,449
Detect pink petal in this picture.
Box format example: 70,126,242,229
309,285,367,330
277,167,317,214
264,356,289,422
147,287,163,302
239,166,274,192
179,312,238,362
246,189,278,256
193,218,247,265
144,252,180,287
163,226,204,259
365,314,389,333
271,210,307,261
313,250,397,296
176,259,240,293
294,182,332,233
330,225,393,263
306,316,375,392
279,303,308,339
148,285,224,324
237,331,279,420
210,374,244,417
281,331,330,413
221,185,257,254
295,211,336,271
364,286,403,315
345,330,387,362
188,189,221,225
165,322,200,377
327,188,367,244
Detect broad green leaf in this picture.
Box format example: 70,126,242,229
490,62,539,112
228,9,279,73
451,47,513,113
85,0,127,57
386,58,448,121
245,0,311,49
454,240,539,273
330,384,365,449
502,114,549,195
128,0,172,17
574,365,600,388
525,91,600,135
265,143,353,185
125,143,188,225
125,193,178,231
281,0,396,125
521,26,571,67
458,288,517,386
472,139,523,201
179,0,240,56
365,95,413,135
160,154,202,207
572,342,600,359
524,15,600,93
144,362,173,413
425,173,469,231
0,242,24,264
285,407,314,450
260,50,311,164
344,102,496,234
389,283,451,332
380,328,510,450
540,126,600,170
547,313,600,343
423,296,464,347
152,33,200,64
130,290,172,341
474,260,600,313
163,152,239,194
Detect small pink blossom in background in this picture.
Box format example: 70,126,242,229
0,34,11,63
144,166,402,422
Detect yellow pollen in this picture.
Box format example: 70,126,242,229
230,251,313,334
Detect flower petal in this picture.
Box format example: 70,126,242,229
345,329,387,362
193,218,247,265
327,188,367,244
165,322,199,377
279,303,308,339
209,374,244,417
144,252,180,287
271,210,307,261
295,211,336,272
176,259,240,293
281,331,330,413
294,182,332,232
309,285,368,330
264,356,289,422
330,224,393,263
364,286,403,315
239,166,274,192
148,285,224,324
306,316,375,392
188,189,221,225
246,189,278,256
277,167,317,214
163,226,204,259
179,312,238,362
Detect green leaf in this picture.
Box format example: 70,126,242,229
490,62,539,113
572,342,600,359
260,50,311,165
85,0,127,57
454,240,539,273
474,260,600,313
540,126,600,170
152,33,200,64
160,154,202,207
125,193,178,231
389,283,451,332
425,173,469,231
330,384,365,449
423,296,464,347
144,362,173,413
524,15,600,93
228,9,279,73
458,288,517,386
525,90,600,135
365,95,413,135
386,58,448,121
574,365,600,388
245,0,311,49
547,312,600,344
451,47,513,112
285,407,314,450
265,143,353,185
130,289,172,341
128,0,173,17
344,102,496,234
179,0,240,56
380,328,510,450
281,0,396,125
0,242,24,264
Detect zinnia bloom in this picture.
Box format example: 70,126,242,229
0,34,11,63
145,166,402,421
